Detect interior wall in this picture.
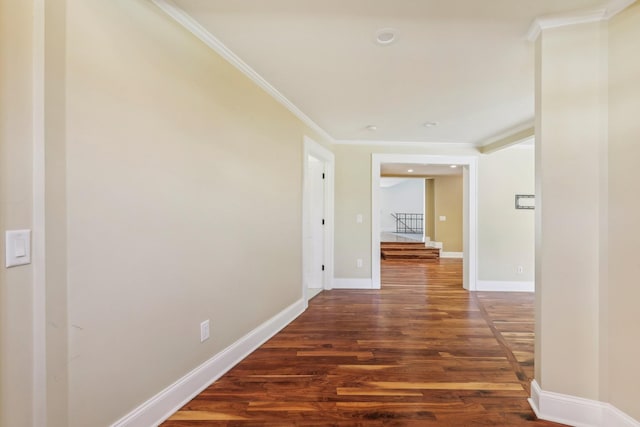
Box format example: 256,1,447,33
478,146,534,281
379,179,424,233
425,179,435,240
433,175,463,252
607,2,640,420
44,2,70,425
535,21,606,400
0,0,35,425
60,1,330,425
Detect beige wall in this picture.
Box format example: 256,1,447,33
425,179,435,241
0,0,331,425
607,2,640,420
62,1,330,425
535,6,640,420
478,146,534,281
433,175,463,252
44,2,71,425
535,20,606,401
0,1,35,426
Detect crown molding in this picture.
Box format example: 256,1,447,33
527,9,606,41
478,126,535,154
604,0,638,18
151,0,336,144
334,139,476,149
527,0,637,41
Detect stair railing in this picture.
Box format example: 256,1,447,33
391,213,423,234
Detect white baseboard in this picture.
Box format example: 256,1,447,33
529,380,640,427
111,299,306,427
332,278,374,289
476,280,534,292
440,251,462,258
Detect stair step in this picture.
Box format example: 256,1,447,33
381,245,440,252
380,242,426,249
382,250,440,260
381,241,441,260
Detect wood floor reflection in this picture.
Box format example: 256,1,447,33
163,259,564,426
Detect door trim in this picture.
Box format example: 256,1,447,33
302,136,334,307
371,154,478,290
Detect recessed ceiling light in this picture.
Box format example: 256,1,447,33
423,122,439,128
366,125,377,131
450,165,458,168
375,28,398,46
407,169,414,173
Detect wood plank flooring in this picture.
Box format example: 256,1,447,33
163,259,563,426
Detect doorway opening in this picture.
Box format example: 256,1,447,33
371,154,478,290
302,136,334,307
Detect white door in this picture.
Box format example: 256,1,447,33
307,155,325,298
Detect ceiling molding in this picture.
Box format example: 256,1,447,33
334,139,476,149
604,0,638,18
527,0,637,41
527,9,606,41
151,0,336,144
478,126,535,154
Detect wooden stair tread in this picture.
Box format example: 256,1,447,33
381,246,440,252
381,241,440,260
380,242,425,246
383,251,440,258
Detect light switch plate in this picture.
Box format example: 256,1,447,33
439,216,447,221
5,229,31,268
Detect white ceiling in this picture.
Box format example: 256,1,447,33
168,0,614,145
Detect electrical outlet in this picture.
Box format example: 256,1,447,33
200,320,210,343
357,258,363,268
517,266,524,274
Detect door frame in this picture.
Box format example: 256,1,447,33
371,154,478,290
302,136,334,307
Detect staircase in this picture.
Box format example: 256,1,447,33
381,241,440,261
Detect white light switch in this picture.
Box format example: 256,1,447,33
15,238,27,257
5,230,31,268
356,214,363,224
439,216,447,222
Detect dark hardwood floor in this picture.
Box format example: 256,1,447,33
163,259,563,426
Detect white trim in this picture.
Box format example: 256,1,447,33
32,0,47,424
476,280,534,292
529,380,640,427
111,299,306,427
440,252,463,259
332,278,374,289
151,0,335,144
605,406,640,427
302,136,335,306
604,0,638,19
372,154,478,291
527,9,606,41
526,0,637,41
334,139,476,149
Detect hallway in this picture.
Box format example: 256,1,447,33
163,259,563,426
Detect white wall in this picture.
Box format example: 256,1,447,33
380,178,424,232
